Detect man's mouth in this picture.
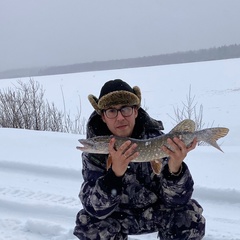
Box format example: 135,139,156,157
116,125,127,129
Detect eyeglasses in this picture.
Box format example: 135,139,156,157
103,106,135,119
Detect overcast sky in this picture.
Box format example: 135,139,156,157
1,0,240,72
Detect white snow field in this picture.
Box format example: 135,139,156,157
0,58,240,239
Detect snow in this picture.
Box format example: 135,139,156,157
1,58,240,239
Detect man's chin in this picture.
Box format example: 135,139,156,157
115,131,132,138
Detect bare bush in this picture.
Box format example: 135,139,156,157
169,85,205,130
0,79,85,134
169,85,217,146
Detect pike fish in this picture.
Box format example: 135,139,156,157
77,119,229,175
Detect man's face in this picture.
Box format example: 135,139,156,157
101,105,138,137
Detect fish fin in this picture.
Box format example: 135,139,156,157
200,127,229,152
169,119,195,134
106,154,112,170
150,160,162,175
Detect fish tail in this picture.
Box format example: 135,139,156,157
198,127,229,152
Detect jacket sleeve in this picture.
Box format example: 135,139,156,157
157,161,194,207
79,152,123,219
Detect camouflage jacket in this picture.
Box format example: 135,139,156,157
79,108,194,219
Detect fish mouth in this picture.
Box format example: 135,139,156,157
77,138,109,154
77,139,94,151
78,139,91,146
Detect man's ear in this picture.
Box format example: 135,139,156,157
101,113,106,123
134,107,138,118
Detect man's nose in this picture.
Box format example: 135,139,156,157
116,110,125,120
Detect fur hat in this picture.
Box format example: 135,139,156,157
88,79,141,115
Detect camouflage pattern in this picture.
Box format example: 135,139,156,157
74,108,205,239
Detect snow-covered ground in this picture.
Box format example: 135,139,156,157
0,58,240,239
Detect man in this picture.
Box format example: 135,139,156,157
74,79,205,240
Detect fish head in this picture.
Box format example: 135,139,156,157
77,136,110,154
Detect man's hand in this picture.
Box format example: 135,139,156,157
108,138,139,177
162,137,197,174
